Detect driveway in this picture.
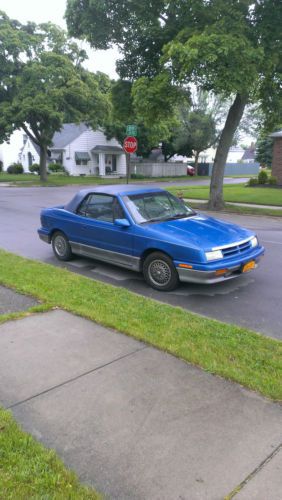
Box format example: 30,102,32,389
0,182,281,340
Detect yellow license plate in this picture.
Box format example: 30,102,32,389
242,261,256,273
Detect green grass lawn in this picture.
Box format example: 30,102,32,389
0,408,101,499
187,201,282,217
0,249,281,497
0,172,209,186
0,250,281,401
168,183,282,206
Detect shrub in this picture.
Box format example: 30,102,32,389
258,169,268,184
29,163,40,174
131,173,146,179
269,176,278,185
248,177,258,186
7,163,24,174
0,161,3,173
48,163,64,173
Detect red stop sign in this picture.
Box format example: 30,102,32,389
123,136,138,154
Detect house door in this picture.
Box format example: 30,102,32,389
112,155,117,172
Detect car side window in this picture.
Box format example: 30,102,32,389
77,194,125,223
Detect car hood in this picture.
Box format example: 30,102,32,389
143,213,254,250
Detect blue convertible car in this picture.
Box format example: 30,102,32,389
38,185,264,291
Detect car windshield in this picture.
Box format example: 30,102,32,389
123,191,196,224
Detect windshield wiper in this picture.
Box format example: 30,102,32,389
166,212,195,220
142,217,167,223
141,212,196,224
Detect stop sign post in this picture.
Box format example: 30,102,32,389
123,136,138,183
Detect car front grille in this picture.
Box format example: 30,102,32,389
221,239,252,258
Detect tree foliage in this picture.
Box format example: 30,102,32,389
0,12,110,181
255,136,273,168
66,0,282,208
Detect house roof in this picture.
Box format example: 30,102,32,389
92,145,124,154
242,144,256,161
25,137,40,156
148,148,165,162
30,140,40,156
51,123,89,149
270,130,282,138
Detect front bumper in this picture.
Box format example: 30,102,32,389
38,229,51,244
176,248,264,284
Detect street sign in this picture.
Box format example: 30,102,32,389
126,124,137,137
123,136,138,154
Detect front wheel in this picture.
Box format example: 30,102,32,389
52,231,73,261
143,252,179,291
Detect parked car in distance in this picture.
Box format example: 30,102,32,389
187,165,195,176
38,185,264,291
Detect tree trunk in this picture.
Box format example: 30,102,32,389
39,145,48,183
194,151,200,176
208,93,248,210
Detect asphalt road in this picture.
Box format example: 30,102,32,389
0,181,281,340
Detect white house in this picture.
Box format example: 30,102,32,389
226,146,245,163
19,135,40,171
16,123,127,176
49,123,126,176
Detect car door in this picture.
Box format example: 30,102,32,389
74,193,136,268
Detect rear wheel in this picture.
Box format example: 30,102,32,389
143,252,179,291
52,231,73,261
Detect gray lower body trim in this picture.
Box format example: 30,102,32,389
70,241,141,272
177,264,257,284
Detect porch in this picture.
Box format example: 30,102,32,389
91,145,126,176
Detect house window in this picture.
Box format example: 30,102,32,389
76,159,88,165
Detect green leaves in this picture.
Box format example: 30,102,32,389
0,12,111,180
132,72,183,142
164,32,263,96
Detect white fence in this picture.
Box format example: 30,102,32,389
130,162,187,177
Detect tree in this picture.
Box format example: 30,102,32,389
104,80,153,158
106,78,182,158
255,136,273,168
66,0,282,209
0,12,110,182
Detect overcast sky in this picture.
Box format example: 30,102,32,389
0,0,119,78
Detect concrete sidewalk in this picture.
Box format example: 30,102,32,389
0,301,281,499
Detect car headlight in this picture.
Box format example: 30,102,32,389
250,236,258,248
205,250,223,261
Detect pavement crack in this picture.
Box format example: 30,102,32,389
7,345,147,410
224,441,282,499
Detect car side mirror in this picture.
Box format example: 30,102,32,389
114,218,130,228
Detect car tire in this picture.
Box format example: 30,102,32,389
52,231,73,261
143,252,179,291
